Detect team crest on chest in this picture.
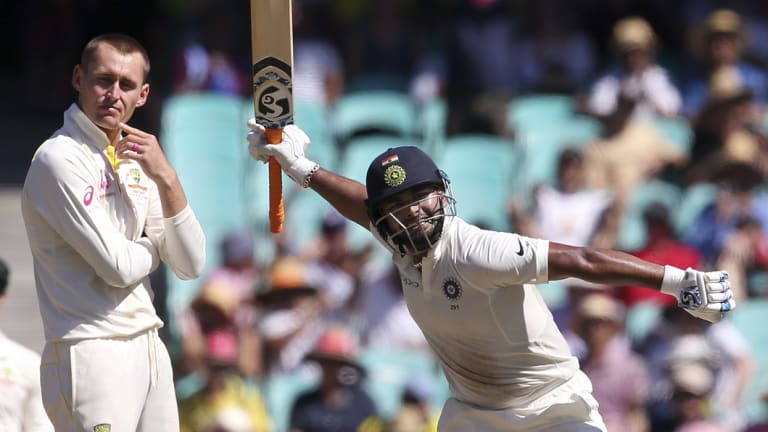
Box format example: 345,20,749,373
442,277,462,301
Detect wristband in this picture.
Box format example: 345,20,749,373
285,157,319,188
660,265,686,297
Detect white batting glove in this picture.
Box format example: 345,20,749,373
661,266,735,323
247,118,319,187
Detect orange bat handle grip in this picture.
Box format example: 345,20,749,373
265,128,284,234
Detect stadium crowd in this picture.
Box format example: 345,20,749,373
5,0,768,431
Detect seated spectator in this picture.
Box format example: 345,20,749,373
681,9,768,119
177,228,262,378
510,148,619,249
638,307,756,431
178,331,271,432
571,294,650,432
664,363,727,432
387,375,439,432
619,201,704,308
582,92,688,204
289,325,383,432
687,66,768,185
256,255,327,376
587,16,682,120
359,263,431,353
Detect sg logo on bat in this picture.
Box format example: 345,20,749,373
252,57,292,128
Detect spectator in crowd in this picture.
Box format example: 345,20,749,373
685,178,768,284
292,0,345,107
716,214,768,301
257,255,327,376
509,148,619,249
665,362,728,432
515,0,597,94
571,293,650,432
682,8,768,118
582,83,688,204
620,201,704,308
687,65,768,186
639,307,756,431
178,331,271,432
359,263,431,353
300,211,359,325
177,228,262,379
289,324,383,432
587,16,682,120
387,375,440,432
0,258,54,432
172,4,250,96
442,0,520,137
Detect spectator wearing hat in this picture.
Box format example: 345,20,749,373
682,8,768,119
256,255,328,376
620,201,704,308
571,293,651,432
587,16,682,121
289,324,383,432
178,331,271,432
178,228,263,378
0,258,54,431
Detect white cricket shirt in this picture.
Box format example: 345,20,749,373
373,217,579,409
0,331,53,431
21,104,206,342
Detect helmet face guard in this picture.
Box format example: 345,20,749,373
372,184,456,255
365,146,456,256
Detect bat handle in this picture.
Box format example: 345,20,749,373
265,128,284,234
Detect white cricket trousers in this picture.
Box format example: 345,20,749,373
40,328,179,432
437,371,607,432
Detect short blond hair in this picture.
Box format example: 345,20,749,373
80,33,150,82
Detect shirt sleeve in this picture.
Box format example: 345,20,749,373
458,229,549,293
143,195,206,280
25,145,158,288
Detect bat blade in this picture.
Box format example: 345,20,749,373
250,0,294,234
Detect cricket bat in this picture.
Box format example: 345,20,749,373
250,0,294,234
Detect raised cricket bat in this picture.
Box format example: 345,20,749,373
250,0,294,234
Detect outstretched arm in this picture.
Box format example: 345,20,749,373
548,242,664,286
548,241,734,323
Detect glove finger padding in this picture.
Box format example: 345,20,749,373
683,269,734,323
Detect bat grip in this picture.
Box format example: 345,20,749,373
265,128,284,234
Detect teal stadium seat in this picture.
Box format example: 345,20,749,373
438,134,520,231
616,179,683,251
674,182,718,239
331,91,418,145
160,93,251,327
515,116,602,192
419,97,448,155
507,94,576,131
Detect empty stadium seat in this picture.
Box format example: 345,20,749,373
331,90,418,145
438,134,520,231
616,179,683,251
507,94,576,131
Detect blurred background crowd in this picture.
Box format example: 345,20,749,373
4,0,768,431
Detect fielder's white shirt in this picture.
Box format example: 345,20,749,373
21,104,206,342
0,331,53,431
374,217,579,409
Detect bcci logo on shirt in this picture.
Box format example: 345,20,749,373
442,277,462,302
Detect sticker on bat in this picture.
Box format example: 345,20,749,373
252,57,293,129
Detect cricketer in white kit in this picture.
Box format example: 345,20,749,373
247,121,736,432
21,34,206,432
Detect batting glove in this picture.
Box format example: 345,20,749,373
247,118,319,187
661,265,735,323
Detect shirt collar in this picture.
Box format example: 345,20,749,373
65,103,114,151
